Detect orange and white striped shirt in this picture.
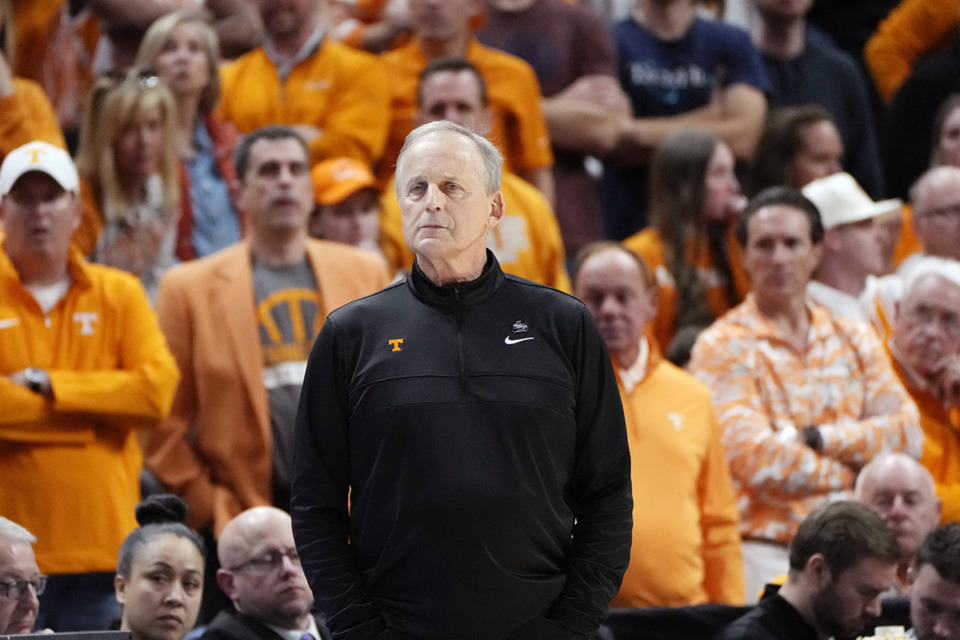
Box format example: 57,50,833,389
689,295,923,544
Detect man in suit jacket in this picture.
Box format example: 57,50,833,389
202,507,331,640
143,125,390,540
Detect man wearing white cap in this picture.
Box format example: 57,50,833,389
0,141,180,630
802,172,903,322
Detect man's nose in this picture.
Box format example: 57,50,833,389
864,595,882,619
424,184,443,209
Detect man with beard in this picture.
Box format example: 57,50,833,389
202,507,331,640
718,501,901,640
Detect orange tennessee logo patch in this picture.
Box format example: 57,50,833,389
388,339,404,352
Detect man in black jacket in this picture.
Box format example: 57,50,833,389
719,501,900,640
203,507,331,640
291,120,632,639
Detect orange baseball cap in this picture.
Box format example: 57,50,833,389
312,157,380,206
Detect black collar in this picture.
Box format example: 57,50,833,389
407,250,504,310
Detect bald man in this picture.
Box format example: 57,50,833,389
856,453,942,593
202,507,330,640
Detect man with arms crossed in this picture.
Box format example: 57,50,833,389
292,121,632,638
690,187,922,600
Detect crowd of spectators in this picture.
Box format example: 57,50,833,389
4,0,960,637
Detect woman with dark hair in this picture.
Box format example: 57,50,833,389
745,104,844,196
115,495,204,640
623,129,748,351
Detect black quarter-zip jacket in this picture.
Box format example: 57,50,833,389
292,252,632,640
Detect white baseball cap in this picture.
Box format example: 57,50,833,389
801,172,902,230
0,141,79,197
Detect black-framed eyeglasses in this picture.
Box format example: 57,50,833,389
0,575,47,600
228,549,300,574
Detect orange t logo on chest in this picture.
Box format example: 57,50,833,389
388,339,404,352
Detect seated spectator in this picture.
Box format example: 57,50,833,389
623,130,749,353
115,495,205,640
379,57,570,290
600,0,768,238
745,104,843,196
689,187,922,600
0,517,44,635
202,507,331,640
802,172,902,320
718,501,900,639
0,140,179,632
74,69,181,303
574,242,744,607
310,157,385,257
856,453,942,595
135,11,243,260
905,523,960,640
0,0,66,159
217,0,389,166
379,0,555,205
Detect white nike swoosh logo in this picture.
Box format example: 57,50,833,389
504,336,534,345
0,318,19,329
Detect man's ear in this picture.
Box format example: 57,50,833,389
114,573,127,605
906,565,916,587
217,568,236,600
822,228,841,252
806,553,831,587
487,191,505,229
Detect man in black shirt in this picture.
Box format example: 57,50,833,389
291,121,632,639
719,501,900,640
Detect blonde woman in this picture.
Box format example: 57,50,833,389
136,11,242,260
74,69,180,302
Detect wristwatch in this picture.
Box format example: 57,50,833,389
23,367,49,395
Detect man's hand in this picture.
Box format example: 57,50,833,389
556,75,631,116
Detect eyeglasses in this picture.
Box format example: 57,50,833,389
229,549,300,574
0,576,47,600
